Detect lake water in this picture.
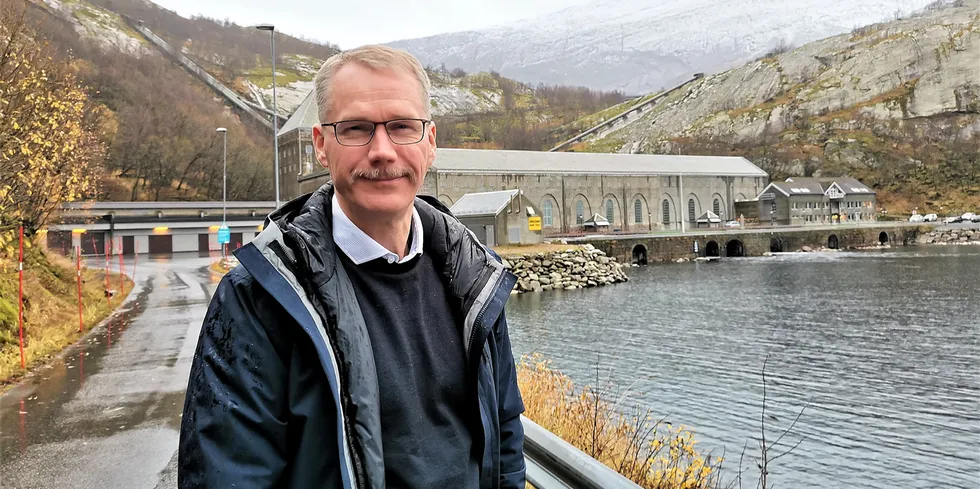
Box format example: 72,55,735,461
506,245,980,489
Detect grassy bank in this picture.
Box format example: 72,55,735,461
0,244,133,389
517,354,723,489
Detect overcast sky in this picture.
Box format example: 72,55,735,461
150,0,590,49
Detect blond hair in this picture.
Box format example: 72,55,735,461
314,44,431,122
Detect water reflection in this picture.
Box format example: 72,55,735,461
506,246,980,489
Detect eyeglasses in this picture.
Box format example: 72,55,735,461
320,118,432,146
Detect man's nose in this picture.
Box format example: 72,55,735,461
367,123,397,161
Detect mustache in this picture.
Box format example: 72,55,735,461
349,167,416,184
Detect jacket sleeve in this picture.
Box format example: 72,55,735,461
495,311,527,489
178,268,289,489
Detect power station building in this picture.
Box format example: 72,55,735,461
277,92,769,234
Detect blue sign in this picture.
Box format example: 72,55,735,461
217,224,231,244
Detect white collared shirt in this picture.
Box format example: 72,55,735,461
331,194,423,265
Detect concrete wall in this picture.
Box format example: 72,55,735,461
459,216,497,245
295,168,764,237
278,128,318,200
589,225,930,265
433,172,763,234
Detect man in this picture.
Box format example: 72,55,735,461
178,45,526,489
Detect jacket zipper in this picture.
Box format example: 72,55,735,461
467,267,504,359
288,235,367,489
469,268,504,489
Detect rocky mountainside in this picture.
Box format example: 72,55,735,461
390,0,937,94
34,0,577,117
581,0,979,213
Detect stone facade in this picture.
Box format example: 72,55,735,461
587,224,928,265
919,226,980,245
297,168,764,235
276,127,317,202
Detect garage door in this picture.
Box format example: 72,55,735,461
198,233,210,253
123,236,135,255
80,232,106,255
148,235,173,254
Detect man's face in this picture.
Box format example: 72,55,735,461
312,63,436,219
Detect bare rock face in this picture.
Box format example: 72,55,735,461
601,0,979,150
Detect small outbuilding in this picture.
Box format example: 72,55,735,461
449,189,542,246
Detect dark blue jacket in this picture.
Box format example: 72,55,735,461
178,184,525,489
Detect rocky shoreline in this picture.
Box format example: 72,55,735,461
503,245,629,293
920,227,980,245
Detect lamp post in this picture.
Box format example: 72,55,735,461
256,23,280,208
217,127,228,257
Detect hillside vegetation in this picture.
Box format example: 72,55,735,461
582,0,980,214
23,0,627,202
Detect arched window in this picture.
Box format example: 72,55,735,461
634,199,643,223
713,198,721,216
543,200,553,226
576,200,585,225
605,200,614,223
689,199,696,222
662,200,671,224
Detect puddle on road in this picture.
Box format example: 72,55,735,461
0,275,187,461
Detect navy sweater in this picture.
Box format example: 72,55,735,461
338,250,481,489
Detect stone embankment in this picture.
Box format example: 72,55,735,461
503,245,629,293
920,226,980,245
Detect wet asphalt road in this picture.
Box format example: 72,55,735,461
0,254,218,489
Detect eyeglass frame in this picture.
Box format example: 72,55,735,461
319,118,433,146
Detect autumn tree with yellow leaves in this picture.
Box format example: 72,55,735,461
0,0,108,253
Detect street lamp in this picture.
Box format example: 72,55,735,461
256,23,280,208
217,127,228,257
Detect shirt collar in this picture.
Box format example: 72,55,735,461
331,194,423,265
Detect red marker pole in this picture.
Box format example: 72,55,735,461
18,226,25,370
77,246,84,332
104,241,111,310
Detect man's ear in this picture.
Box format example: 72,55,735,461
426,121,437,168
313,124,330,169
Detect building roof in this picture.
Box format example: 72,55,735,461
831,177,875,195
433,148,767,177
583,214,610,226
450,189,520,217
762,176,876,199
697,211,721,223
773,177,824,195
278,91,320,137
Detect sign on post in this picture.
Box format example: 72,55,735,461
217,224,231,245
528,216,542,231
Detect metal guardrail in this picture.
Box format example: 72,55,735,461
521,416,643,489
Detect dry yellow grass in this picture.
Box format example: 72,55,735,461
518,354,723,489
0,245,133,388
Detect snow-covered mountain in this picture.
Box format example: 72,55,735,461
389,0,939,93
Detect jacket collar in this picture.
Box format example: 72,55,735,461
263,183,516,348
